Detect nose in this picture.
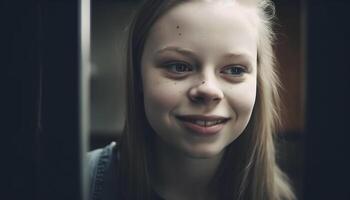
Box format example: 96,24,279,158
188,79,224,104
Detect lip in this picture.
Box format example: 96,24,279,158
176,115,230,136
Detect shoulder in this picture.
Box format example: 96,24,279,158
87,142,119,200
87,141,118,171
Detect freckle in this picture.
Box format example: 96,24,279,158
178,33,182,36
176,25,180,29
202,81,205,84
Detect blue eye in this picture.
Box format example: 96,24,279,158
164,62,193,73
221,65,246,76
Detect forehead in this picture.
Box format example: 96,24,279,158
144,1,259,60
163,0,259,28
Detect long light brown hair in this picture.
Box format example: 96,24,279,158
118,0,296,199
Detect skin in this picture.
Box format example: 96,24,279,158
141,1,258,199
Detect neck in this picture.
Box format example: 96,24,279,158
152,137,224,200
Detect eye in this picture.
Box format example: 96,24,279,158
220,65,246,76
164,61,193,74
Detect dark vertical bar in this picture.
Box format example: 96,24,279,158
304,0,350,200
4,0,39,199
37,1,81,200
3,0,82,199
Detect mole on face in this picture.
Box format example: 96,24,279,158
176,25,181,36
202,81,205,84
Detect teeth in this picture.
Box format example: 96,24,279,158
207,120,221,126
194,120,206,126
192,119,224,126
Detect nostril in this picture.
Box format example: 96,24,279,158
191,95,221,103
188,82,223,103
193,96,204,102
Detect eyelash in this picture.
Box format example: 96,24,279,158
162,61,247,77
163,61,193,74
220,65,246,77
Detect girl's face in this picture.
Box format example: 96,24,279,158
141,1,258,158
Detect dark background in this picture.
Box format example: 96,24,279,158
3,0,350,200
3,0,82,200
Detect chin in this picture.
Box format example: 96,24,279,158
181,144,225,159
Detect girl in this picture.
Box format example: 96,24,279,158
88,0,296,199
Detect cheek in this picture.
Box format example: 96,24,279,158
142,73,184,115
227,80,257,117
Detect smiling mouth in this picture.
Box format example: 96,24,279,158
178,118,228,127
176,115,230,135
176,115,230,126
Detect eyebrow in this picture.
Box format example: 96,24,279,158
155,46,255,65
154,46,197,58
222,52,255,65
